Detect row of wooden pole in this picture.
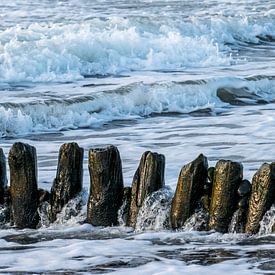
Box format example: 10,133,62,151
0,142,274,234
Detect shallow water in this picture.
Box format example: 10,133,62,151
0,0,275,273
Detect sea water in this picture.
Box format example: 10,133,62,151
0,0,275,273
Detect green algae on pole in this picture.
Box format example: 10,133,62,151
245,163,275,234
8,142,39,229
87,145,124,226
50,143,84,222
209,160,243,233
170,154,208,229
127,151,165,228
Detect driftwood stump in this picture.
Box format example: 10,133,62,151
119,187,132,225
87,145,124,226
245,163,275,234
170,154,208,229
229,179,251,233
209,160,243,233
127,151,165,228
9,142,38,229
0,148,7,204
50,143,83,222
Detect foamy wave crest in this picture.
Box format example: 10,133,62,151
0,77,274,137
0,17,240,82
1,15,275,82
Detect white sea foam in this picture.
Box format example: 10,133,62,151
0,77,274,137
0,13,274,83
0,19,228,82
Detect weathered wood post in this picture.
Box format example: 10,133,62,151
199,166,215,212
209,160,243,233
0,148,10,224
118,187,132,225
170,154,208,229
0,148,7,205
50,142,84,222
8,142,39,229
245,163,275,234
87,145,124,226
127,151,165,228
229,179,251,233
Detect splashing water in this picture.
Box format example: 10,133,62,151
0,204,10,225
54,190,88,225
258,205,275,235
228,208,245,234
37,190,88,228
135,188,173,232
118,196,130,227
37,201,51,228
182,209,209,232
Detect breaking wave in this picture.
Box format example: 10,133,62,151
0,76,274,137
0,15,274,82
